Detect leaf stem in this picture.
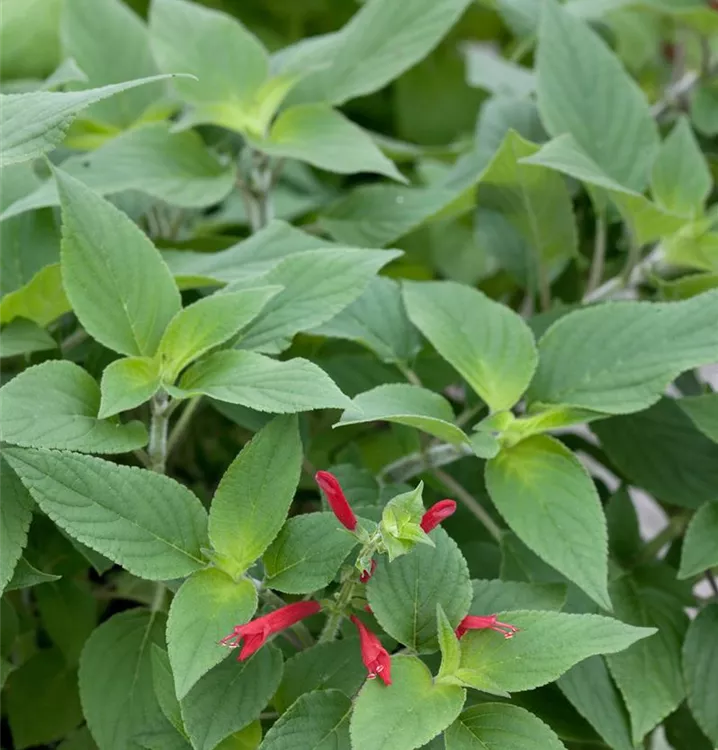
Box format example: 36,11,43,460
319,576,360,643
167,397,202,456
379,443,473,483
585,210,607,297
148,392,171,474
637,514,689,564
433,468,502,542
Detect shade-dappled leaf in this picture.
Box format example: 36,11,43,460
0,75,180,166
367,527,472,652
683,603,718,745
57,169,181,357
181,646,283,750
0,318,56,358
527,290,718,414
3,447,208,580
444,703,566,750
263,512,358,593
0,263,70,326
592,398,718,509
2,124,236,220
260,689,351,750
5,557,60,592
157,288,280,383
536,0,657,190
337,384,468,445
678,392,718,443
486,435,610,609
273,640,366,714
174,351,350,413
606,575,687,744
403,281,537,411
0,361,147,452
167,569,258,700
456,610,655,694
470,579,567,614
351,656,465,750
151,647,184,735
0,456,33,595
651,116,711,219
678,502,718,579
80,610,167,750
99,357,161,418
236,248,401,352
208,415,301,577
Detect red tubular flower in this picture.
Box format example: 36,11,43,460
350,615,392,685
455,614,518,640
359,559,377,583
316,471,357,531
220,601,321,660
420,499,457,533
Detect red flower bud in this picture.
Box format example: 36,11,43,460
220,601,321,660
360,559,377,583
316,471,358,531
351,615,392,685
420,499,457,533
455,614,518,640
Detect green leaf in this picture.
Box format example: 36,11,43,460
485,435,610,609
367,527,472,652
263,512,359,594
5,556,60,591
379,483,434,562
678,502,718,579
256,104,404,181
444,703,567,750
605,575,687,744
592,398,718,509
678,392,718,442
0,456,32,594
157,288,281,383
236,248,402,352
80,610,167,750
2,124,237,219
0,361,147,452
260,689,351,750
208,415,301,576
683,603,718,745
0,318,56,358
181,647,283,750
0,263,70,326
469,579,567,614
273,640,366,715
403,280,537,412
455,610,655,693
173,351,350,413
151,647,185,735
99,357,162,419
527,290,718,414
61,0,161,128
651,116,712,218
167,569,258,700
4,446,208,580
350,656,465,750
437,605,461,681
0,75,182,166
57,169,181,357
337,384,468,445
6,648,83,749
536,0,658,190
464,46,535,97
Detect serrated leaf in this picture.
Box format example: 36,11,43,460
444,703,567,750
5,557,61,591
456,610,655,693
337,384,468,445
678,392,718,443
80,610,167,750
263,512,359,594
173,351,350,413
0,456,33,594
536,0,658,190
0,75,181,166
470,579,567,614
678,502,718,579
367,527,472,652
99,357,162,418
0,263,70,326
0,318,56,358
403,280,537,412
57,169,181,357
527,290,718,414
350,656,465,750
167,569,258,700
4,446,208,580
437,605,461,681
0,361,147,452
683,603,718,745
486,435,610,609
181,646,283,750
273,640,366,715
151,647,185,735
208,415,301,576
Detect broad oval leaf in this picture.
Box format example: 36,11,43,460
683,603,718,745
469,579,567,614
0,263,70,327
0,456,33,595
678,502,718,579
98,357,161,419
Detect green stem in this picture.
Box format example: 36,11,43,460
379,443,473,483
433,468,502,541
148,393,171,474
167,397,202,456
586,211,607,298
319,576,359,643
637,514,689,564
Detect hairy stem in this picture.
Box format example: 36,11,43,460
319,576,360,643
148,392,171,474
585,211,607,298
